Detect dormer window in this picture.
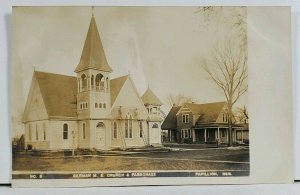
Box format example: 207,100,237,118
182,114,189,123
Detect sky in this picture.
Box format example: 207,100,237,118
12,6,248,136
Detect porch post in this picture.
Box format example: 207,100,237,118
169,130,172,142
204,128,207,143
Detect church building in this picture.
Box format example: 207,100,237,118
22,14,163,151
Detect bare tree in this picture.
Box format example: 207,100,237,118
235,105,249,124
203,39,248,146
165,93,195,109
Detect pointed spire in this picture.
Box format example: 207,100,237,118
141,88,163,106
75,13,112,73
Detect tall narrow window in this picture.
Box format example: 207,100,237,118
129,116,132,138
36,124,38,141
125,118,128,138
99,103,102,108
182,114,189,123
95,103,98,108
43,123,46,141
103,103,106,109
82,123,86,139
28,124,32,141
106,77,109,91
81,74,87,91
91,75,94,89
139,121,143,138
113,122,117,139
63,124,68,140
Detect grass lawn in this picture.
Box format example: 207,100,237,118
13,148,249,172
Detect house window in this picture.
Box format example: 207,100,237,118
103,103,106,109
36,124,38,141
85,102,88,109
82,123,86,139
139,121,143,138
181,129,191,138
80,104,83,110
63,123,68,140
95,103,98,108
182,114,189,123
99,103,102,108
113,122,117,139
43,123,46,141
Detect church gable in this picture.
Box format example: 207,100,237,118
23,75,48,122
112,76,148,118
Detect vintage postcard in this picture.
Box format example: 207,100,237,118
11,6,293,187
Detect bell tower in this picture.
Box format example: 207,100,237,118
75,13,112,120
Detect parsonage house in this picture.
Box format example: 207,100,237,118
161,102,249,144
22,15,164,151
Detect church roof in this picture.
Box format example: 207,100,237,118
33,71,129,118
34,71,78,117
75,16,112,73
141,88,163,106
110,75,129,105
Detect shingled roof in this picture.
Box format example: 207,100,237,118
141,88,163,106
33,71,129,118
185,102,226,123
75,16,112,73
161,106,181,129
34,71,78,117
110,75,128,105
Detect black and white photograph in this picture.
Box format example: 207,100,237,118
10,5,292,187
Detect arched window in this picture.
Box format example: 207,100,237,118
82,123,86,139
91,75,94,89
95,73,104,91
81,74,87,91
152,123,158,128
129,116,132,138
99,103,102,108
63,124,68,140
103,103,106,109
113,122,118,139
106,77,109,91
85,102,88,109
95,103,98,108
80,104,83,110
96,122,105,128
139,121,143,138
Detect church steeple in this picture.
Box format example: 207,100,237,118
75,14,112,73
75,13,112,120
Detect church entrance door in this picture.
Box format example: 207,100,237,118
95,122,105,148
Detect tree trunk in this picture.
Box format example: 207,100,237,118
227,104,233,146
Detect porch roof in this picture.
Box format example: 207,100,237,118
194,123,249,129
